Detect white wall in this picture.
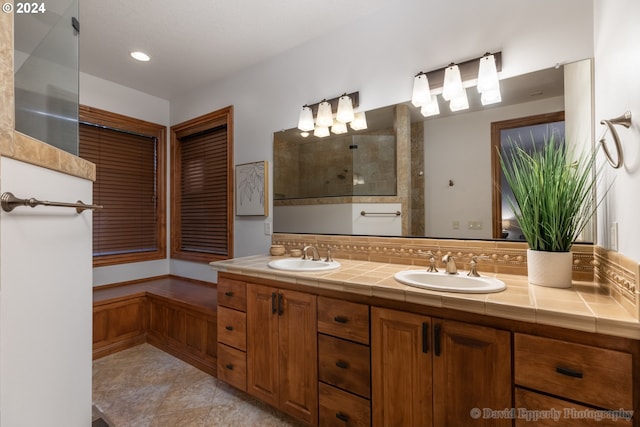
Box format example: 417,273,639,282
424,96,565,238
594,0,640,262
0,157,92,426
171,0,594,257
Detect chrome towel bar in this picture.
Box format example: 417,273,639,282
1,192,103,214
360,210,401,217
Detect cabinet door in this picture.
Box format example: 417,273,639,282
432,319,511,427
371,307,433,427
246,283,279,408
278,289,317,425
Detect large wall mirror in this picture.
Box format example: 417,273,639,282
273,59,594,241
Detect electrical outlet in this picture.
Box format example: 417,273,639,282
264,222,272,236
468,221,483,230
610,222,618,251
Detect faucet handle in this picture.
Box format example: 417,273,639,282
417,250,438,272
467,255,489,277
324,248,334,262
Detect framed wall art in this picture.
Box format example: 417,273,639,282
235,160,268,216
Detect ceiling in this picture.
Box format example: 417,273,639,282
75,0,394,100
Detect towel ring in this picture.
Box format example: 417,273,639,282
599,111,632,169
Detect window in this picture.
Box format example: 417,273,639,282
170,106,234,263
79,105,166,266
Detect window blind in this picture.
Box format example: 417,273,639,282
178,125,228,256
79,123,158,256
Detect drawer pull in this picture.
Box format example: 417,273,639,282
225,325,234,331
335,412,350,422
334,315,349,324
225,363,234,370
224,291,234,297
556,366,583,379
335,360,349,369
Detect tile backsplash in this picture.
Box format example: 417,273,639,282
273,233,639,320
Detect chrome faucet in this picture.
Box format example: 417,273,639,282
442,254,458,274
302,245,321,261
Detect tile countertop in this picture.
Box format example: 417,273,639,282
210,255,640,341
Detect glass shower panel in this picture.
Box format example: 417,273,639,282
14,0,79,155
351,134,397,196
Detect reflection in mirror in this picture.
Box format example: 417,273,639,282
274,60,594,240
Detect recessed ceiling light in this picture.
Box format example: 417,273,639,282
130,51,150,62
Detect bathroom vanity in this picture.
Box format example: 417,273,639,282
211,255,639,427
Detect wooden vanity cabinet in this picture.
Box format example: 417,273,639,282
514,333,633,426
371,307,512,427
216,277,248,391
247,283,318,425
317,297,371,427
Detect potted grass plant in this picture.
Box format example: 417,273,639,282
499,134,601,288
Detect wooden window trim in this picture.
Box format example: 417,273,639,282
490,111,565,238
79,105,167,267
170,106,234,263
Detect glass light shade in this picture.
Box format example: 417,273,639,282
449,90,469,112
314,125,330,138
477,54,500,93
336,95,355,123
420,95,440,117
331,121,348,134
297,105,314,131
350,112,368,130
300,131,310,138
480,88,502,105
442,64,464,101
316,101,334,128
411,73,431,107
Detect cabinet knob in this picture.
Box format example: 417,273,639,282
224,291,234,297
225,325,234,331
225,363,234,370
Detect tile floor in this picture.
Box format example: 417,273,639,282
92,344,304,427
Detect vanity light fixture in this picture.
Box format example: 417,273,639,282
130,51,151,62
350,111,368,131
411,51,502,115
314,125,330,138
316,100,334,128
336,94,355,123
442,64,465,101
411,73,431,107
331,121,348,134
296,92,361,136
297,105,315,132
477,53,502,105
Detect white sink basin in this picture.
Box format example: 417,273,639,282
268,258,341,272
394,270,505,293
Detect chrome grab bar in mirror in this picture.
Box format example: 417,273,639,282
599,111,632,169
360,210,401,217
1,192,103,214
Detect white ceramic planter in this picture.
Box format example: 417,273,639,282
526,249,573,288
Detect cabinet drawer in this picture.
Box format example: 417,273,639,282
514,334,632,410
319,334,370,399
319,382,371,427
318,297,369,345
217,343,246,392
217,306,246,351
217,278,247,311
515,388,632,426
